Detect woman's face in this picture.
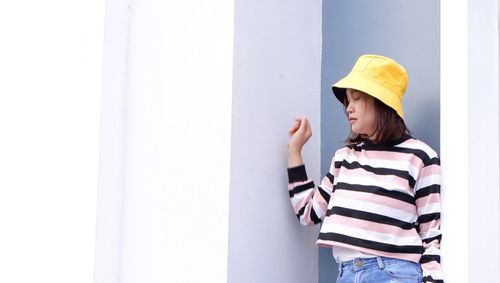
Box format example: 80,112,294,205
345,88,377,139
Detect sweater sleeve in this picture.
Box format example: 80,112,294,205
415,156,444,283
287,163,335,226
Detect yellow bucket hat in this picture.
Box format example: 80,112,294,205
331,54,408,119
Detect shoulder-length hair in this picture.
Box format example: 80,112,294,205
343,93,411,145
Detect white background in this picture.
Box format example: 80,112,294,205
94,0,235,282
0,1,104,282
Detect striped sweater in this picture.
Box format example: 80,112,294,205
288,135,444,283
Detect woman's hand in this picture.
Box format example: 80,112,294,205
287,116,312,167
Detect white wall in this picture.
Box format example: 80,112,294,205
440,0,469,280
0,1,104,283
228,1,322,282
441,0,500,281
467,0,500,281
94,0,130,281
94,0,234,282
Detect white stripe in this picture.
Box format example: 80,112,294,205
337,174,413,196
420,229,441,240
422,245,441,256
341,154,420,180
423,270,444,280
396,140,438,159
418,202,441,215
332,197,417,223
320,222,422,247
290,188,314,209
415,174,441,190
288,180,312,190
320,183,332,193
299,213,310,226
312,199,326,219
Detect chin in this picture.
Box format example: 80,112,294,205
351,128,361,134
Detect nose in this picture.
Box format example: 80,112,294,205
346,101,354,113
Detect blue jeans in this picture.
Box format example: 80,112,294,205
337,257,423,283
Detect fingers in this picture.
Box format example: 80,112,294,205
298,116,312,139
289,116,311,137
300,116,311,133
288,120,300,136
304,117,312,136
287,116,312,151
288,117,303,136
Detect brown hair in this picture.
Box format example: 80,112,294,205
343,92,411,145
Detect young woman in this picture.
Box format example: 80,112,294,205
287,55,443,283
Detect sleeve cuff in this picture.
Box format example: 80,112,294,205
287,164,308,183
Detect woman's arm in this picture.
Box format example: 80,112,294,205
287,116,311,167
286,117,334,226
415,157,444,283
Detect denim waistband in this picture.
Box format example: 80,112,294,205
339,256,406,271
337,256,422,279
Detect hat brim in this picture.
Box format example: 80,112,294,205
331,75,405,119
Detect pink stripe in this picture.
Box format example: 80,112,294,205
323,214,418,238
316,241,421,263
335,147,351,156
419,219,441,235
334,189,416,214
314,189,328,212
418,164,441,178
342,168,412,193
402,139,422,146
300,200,314,224
402,139,433,150
421,261,441,270
332,168,340,177
361,150,424,170
288,180,311,191
416,193,440,207
329,158,340,176
423,241,441,251
336,147,424,170
401,140,437,157
321,175,333,189
291,189,313,214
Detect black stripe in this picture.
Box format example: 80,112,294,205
318,186,331,203
326,172,335,184
334,161,342,169
310,207,322,224
289,181,314,197
415,184,440,199
318,232,424,254
422,234,442,244
418,212,440,224
296,206,305,219
339,160,416,188
335,182,415,205
326,207,416,230
421,254,441,264
287,165,308,183
428,157,441,166
422,275,443,283
349,145,439,167
296,204,322,224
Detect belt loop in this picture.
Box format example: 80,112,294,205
338,262,343,277
376,257,384,270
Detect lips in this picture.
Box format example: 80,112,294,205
349,117,357,123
